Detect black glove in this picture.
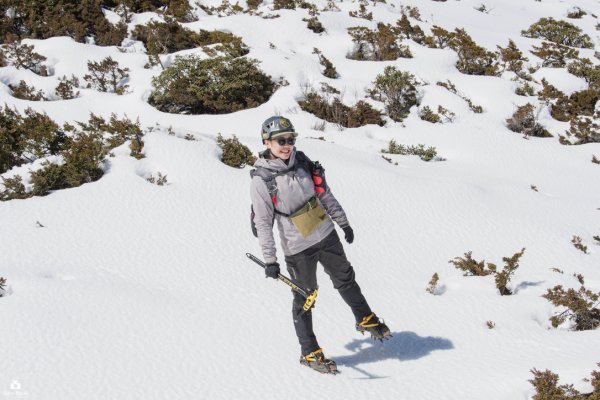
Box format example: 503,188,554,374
342,226,354,244
265,262,280,279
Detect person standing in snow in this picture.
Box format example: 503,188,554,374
250,116,390,374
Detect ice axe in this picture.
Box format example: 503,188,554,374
246,252,318,314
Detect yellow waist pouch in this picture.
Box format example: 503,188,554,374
289,197,330,238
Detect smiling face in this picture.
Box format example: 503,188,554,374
265,134,296,160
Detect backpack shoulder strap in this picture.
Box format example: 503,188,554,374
250,167,290,216
294,150,314,173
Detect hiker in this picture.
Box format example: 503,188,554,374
250,116,390,374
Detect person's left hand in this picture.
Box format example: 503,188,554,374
342,226,354,244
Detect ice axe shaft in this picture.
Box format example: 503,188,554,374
246,252,318,312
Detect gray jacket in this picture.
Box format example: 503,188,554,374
250,149,349,264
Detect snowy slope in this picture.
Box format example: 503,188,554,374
1,0,600,399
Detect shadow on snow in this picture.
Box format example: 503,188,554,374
334,331,454,379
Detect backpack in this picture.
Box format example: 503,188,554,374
250,151,326,237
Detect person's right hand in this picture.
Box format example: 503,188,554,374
265,262,280,279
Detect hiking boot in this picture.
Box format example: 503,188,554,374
299,348,338,374
356,313,391,341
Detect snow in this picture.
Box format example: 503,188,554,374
1,0,600,399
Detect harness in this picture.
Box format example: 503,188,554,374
250,150,327,237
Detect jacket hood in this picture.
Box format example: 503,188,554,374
253,148,298,172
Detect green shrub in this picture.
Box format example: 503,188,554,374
21,109,68,158
506,103,552,137
448,251,494,276
30,131,106,196
0,105,67,174
29,162,69,196
149,55,275,115
561,112,600,144
551,89,600,122
147,172,168,185
110,0,194,22
449,249,525,296
0,276,7,296
382,140,438,161
448,28,499,76
347,100,385,128
55,75,80,100
273,0,296,9
395,14,426,43
77,113,144,152
0,2,127,45
567,7,586,19
0,175,30,201
132,18,199,55
164,0,196,22
437,105,456,122
313,48,337,78
537,78,564,105
429,25,454,49
299,90,384,128
419,106,441,123
347,23,412,61
497,39,529,73
84,56,130,94
493,248,525,296
304,17,325,33
369,66,420,121
571,235,588,253
322,0,340,12
436,80,483,113
543,284,600,330
426,273,439,295
198,0,244,17
9,80,46,101
247,0,262,9
132,19,249,61
349,3,372,21
515,81,535,96
216,134,256,168
2,40,47,75
529,368,584,399
531,41,579,68
400,5,422,21
522,17,594,48
568,58,600,89
94,17,128,46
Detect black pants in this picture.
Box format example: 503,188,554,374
284,230,372,356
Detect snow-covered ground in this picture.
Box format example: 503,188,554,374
1,0,600,399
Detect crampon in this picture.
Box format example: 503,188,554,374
300,348,339,375
356,313,392,342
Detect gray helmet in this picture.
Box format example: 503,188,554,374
261,116,297,140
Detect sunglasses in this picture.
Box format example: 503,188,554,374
272,137,296,146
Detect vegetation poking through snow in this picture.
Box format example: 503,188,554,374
506,103,552,138
521,17,594,48
426,273,440,295
529,365,600,398
148,55,275,115
216,134,256,169
449,249,526,296
84,56,130,94
543,283,600,330
298,87,385,129
368,66,420,122
381,140,439,162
